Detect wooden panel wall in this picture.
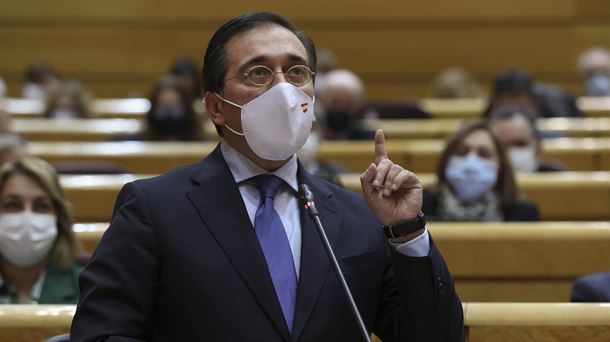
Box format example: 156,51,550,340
1,0,609,99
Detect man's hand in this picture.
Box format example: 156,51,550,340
360,129,423,227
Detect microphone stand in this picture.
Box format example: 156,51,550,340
298,184,372,342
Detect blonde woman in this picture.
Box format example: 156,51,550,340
0,157,81,303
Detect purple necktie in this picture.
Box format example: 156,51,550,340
251,175,297,333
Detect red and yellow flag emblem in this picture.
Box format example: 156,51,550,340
301,103,309,113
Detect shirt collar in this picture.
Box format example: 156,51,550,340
220,141,299,192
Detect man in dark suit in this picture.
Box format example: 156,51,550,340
71,12,464,341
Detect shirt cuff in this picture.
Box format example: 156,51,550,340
393,227,430,257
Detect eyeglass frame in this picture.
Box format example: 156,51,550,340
225,64,315,87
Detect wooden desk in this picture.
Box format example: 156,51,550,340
9,118,142,141
6,116,610,142
3,98,148,119
340,171,610,221
319,138,610,173
0,305,73,342
432,222,610,302
73,221,610,302
4,96,608,120
1,303,606,342
60,172,610,222
464,303,610,342
363,117,610,140
2,98,205,120
28,141,216,174
418,97,610,119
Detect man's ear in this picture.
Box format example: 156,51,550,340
203,92,225,126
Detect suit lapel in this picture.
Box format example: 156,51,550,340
186,145,291,341
291,170,343,341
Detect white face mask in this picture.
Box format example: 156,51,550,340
445,153,499,202
52,108,79,120
0,212,58,267
509,146,538,173
22,83,46,99
216,83,314,161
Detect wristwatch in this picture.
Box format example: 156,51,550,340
383,212,426,239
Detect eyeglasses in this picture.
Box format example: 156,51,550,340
227,65,315,87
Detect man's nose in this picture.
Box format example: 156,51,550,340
271,70,288,86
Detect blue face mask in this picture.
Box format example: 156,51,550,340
445,153,499,202
586,73,610,97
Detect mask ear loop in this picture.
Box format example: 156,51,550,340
211,93,246,136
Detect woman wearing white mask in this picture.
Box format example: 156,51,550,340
422,122,539,221
0,157,81,304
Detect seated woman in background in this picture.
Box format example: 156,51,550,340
0,157,81,304
43,80,92,119
422,122,539,221
137,75,205,141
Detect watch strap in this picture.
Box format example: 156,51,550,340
383,212,426,239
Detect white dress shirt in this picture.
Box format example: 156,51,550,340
220,142,431,278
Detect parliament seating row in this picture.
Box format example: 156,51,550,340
1,303,608,342
74,221,610,303
3,96,609,120
319,138,610,173
25,139,610,175
59,172,610,222
7,117,610,142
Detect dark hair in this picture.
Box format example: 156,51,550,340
435,121,520,210
144,75,204,141
487,105,541,141
493,69,535,97
484,69,537,117
170,57,202,98
25,64,57,83
202,12,317,95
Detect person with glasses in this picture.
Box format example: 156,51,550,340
72,12,464,342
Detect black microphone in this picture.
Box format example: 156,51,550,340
298,184,372,342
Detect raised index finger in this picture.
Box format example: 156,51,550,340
374,128,388,165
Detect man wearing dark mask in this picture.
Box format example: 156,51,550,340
319,69,375,140
150,103,188,139
140,75,205,141
72,12,464,342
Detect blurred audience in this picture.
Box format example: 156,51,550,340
488,106,566,173
0,77,6,98
0,101,10,134
430,67,484,98
315,47,339,76
297,127,348,186
313,47,340,116
422,121,539,221
577,47,610,97
43,81,92,119
318,69,374,140
0,135,26,167
170,57,202,99
571,271,610,302
0,157,81,304
131,75,205,141
485,69,582,118
22,64,59,100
